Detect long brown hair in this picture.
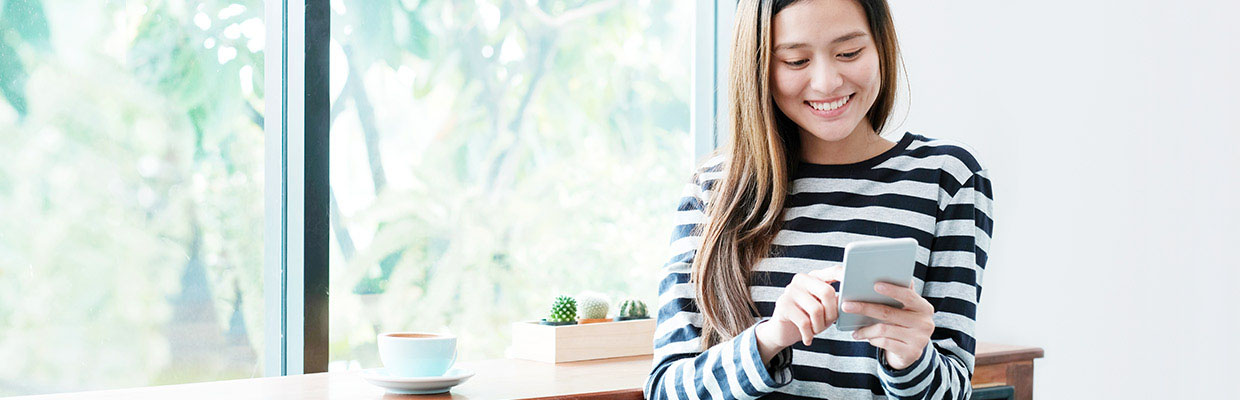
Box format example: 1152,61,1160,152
692,0,903,349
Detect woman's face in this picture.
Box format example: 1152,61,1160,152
770,0,880,143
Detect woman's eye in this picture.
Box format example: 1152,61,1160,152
785,59,809,67
839,49,863,59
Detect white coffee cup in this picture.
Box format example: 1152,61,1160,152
376,332,457,377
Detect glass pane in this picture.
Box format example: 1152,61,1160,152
328,0,693,367
0,0,266,395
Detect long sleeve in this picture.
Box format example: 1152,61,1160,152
644,166,794,400
876,168,994,399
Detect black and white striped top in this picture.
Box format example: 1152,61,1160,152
645,132,994,400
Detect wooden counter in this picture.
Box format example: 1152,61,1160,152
971,342,1046,400
12,342,1042,400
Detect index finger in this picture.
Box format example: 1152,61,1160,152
807,265,843,283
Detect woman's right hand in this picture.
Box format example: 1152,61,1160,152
757,266,843,353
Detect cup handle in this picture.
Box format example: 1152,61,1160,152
449,349,457,369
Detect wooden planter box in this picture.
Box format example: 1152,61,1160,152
509,318,656,363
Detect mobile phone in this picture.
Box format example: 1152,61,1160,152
835,237,918,331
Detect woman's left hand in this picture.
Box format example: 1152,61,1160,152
841,282,936,370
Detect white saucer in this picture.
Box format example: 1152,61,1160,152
359,367,475,394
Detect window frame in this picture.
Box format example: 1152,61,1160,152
263,0,731,375
263,0,329,376
694,0,736,162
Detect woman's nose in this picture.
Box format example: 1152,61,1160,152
809,61,844,94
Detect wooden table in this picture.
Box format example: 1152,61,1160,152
13,343,1042,400
971,342,1045,400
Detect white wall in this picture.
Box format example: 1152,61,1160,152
885,2,1240,398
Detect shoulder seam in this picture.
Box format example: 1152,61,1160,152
917,137,988,174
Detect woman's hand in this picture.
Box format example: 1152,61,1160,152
756,266,843,359
842,282,936,370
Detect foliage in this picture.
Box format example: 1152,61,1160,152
0,0,266,395
328,0,692,364
0,0,51,116
0,0,692,394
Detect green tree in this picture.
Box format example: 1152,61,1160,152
0,0,266,394
328,0,692,364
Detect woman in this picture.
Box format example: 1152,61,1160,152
644,0,992,399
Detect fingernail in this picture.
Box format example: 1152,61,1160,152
852,332,860,340
842,302,853,312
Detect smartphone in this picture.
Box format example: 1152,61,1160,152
835,237,918,331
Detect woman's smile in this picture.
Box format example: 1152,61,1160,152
804,94,852,119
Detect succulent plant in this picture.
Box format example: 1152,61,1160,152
617,299,649,320
545,295,578,324
575,291,610,320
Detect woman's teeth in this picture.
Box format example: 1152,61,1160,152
809,95,850,111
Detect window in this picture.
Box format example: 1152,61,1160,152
1,0,730,392
326,0,694,366
0,0,266,395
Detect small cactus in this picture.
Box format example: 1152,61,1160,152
575,291,610,320
545,295,577,324
617,299,649,320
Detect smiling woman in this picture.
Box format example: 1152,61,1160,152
647,0,993,399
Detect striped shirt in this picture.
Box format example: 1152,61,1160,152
645,132,994,400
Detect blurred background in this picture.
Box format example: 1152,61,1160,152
323,0,692,369
0,0,267,394
0,0,691,395
1,0,1236,398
